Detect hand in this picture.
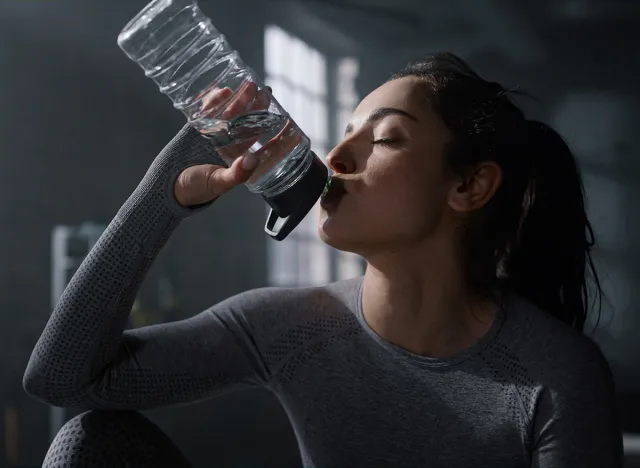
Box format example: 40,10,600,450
213,82,303,187
173,82,271,207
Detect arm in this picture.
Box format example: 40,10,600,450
530,345,623,468
23,125,270,410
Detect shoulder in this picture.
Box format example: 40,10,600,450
215,276,362,315
502,297,624,464
498,294,614,391
206,278,364,374
209,277,363,339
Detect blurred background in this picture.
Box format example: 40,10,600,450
1,0,639,466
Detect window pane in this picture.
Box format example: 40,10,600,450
289,86,305,129
313,99,328,145
335,107,352,145
300,94,316,141
307,49,327,98
289,36,308,88
298,201,320,236
265,76,290,108
265,26,331,288
297,239,330,286
309,240,331,284
312,144,327,162
295,240,309,285
267,235,298,286
337,57,359,108
338,251,365,280
264,25,290,77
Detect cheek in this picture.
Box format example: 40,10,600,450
361,161,445,229
318,153,449,248
371,157,439,203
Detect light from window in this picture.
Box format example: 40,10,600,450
335,57,364,280
264,25,364,286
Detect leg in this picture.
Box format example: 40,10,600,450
43,410,192,468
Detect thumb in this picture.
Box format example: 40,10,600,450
206,153,259,198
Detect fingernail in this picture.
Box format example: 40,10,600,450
242,153,259,171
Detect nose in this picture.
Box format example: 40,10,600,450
325,142,357,174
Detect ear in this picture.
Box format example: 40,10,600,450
448,161,502,213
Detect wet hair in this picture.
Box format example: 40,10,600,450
389,52,601,332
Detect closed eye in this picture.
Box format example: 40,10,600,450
372,138,396,146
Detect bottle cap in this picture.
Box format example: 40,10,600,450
263,152,328,241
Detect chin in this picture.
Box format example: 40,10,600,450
317,209,366,254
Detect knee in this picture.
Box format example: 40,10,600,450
43,411,190,468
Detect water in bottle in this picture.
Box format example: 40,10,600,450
117,0,328,240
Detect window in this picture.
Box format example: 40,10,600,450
264,25,364,287
334,57,365,281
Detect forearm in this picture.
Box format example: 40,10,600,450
23,125,216,407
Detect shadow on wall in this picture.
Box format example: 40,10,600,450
552,92,640,391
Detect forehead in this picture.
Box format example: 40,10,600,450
350,76,450,142
354,76,427,118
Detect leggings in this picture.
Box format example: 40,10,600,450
43,411,191,468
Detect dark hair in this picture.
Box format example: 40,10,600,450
389,52,602,332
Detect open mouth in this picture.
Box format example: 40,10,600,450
320,176,347,208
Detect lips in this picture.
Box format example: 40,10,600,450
320,176,347,208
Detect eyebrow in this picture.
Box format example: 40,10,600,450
344,107,419,135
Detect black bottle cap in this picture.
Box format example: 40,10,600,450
263,152,328,241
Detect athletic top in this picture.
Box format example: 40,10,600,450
24,125,623,467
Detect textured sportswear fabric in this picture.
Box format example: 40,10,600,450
24,125,623,467
42,411,190,468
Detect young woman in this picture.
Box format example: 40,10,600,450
25,52,622,467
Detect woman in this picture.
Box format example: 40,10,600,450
24,52,622,467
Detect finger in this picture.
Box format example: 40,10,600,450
219,139,257,163
221,107,294,169
174,164,224,206
250,88,271,112
217,89,271,159
206,155,256,197
218,88,271,159
201,87,233,115
254,119,302,160
206,84,272,168
244,125,300,185
221,81,258,119
217,87,270,160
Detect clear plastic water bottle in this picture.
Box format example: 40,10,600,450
117,0,328,240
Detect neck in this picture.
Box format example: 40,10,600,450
361,237,496,358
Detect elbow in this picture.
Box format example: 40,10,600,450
22,356,44,397
22,368,53,404
22,370,36,395
22,363,86,408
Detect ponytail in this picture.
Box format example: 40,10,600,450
390,52,602,332
504,121,601,331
